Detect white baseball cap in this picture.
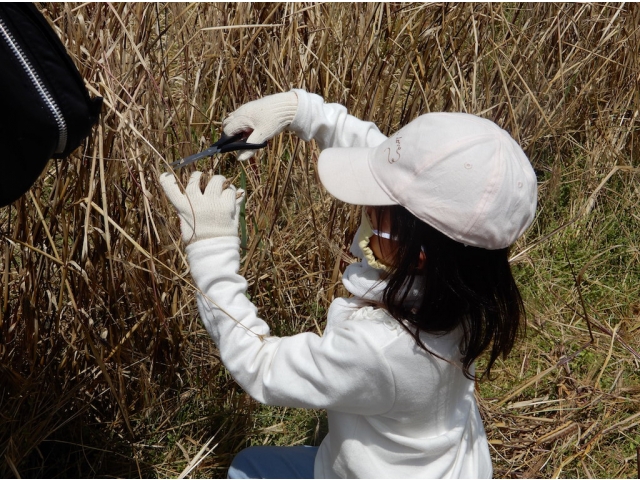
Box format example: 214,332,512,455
317,112,537,250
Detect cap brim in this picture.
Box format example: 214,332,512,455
318,147,396,206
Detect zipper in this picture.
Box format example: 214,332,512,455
0,13,67,154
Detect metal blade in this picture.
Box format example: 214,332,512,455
170,145,221,169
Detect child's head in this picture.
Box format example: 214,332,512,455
318,112,537,250
317,113,537,378
367,203,524,379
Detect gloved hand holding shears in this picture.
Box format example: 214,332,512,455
160,91,299,243
222,91,298,161
170,90,299,169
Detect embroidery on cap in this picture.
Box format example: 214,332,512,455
385,136,402,164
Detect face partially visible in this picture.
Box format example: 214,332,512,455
365,206,399,267
364,206,427,272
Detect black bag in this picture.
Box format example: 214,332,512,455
0,3,102,207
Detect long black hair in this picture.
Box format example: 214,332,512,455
376,205,526,380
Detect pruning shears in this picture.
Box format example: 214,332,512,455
170,132,267,169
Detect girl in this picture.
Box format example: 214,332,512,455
159,90,537,479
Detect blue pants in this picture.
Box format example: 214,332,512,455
227,445,319,479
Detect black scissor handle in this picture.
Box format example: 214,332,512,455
215,132,267,153
170,132,268,169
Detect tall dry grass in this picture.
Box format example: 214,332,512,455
0,3,639,478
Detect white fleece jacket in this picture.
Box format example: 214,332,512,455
186,90,492,478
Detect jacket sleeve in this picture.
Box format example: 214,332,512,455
289,89,388,150
186,236,396,415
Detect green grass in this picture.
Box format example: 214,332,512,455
477,151,640,478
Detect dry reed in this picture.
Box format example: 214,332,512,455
0,3,639,478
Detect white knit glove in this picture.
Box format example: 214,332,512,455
222,91,298,161
159,171,245,244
